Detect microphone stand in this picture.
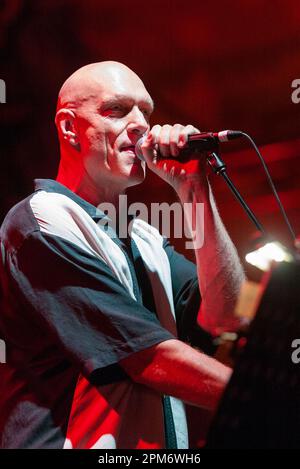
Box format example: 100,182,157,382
206,149,265,234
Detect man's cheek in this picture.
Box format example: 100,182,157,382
86,129,107,153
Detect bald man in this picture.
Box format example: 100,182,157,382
0,62,244,449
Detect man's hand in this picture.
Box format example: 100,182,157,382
141,124,245,335
140,124,208,193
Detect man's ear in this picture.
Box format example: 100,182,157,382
55,108,81,151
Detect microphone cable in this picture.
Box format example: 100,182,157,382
240,132,296,243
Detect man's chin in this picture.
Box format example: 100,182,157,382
127,162,146,186
127,172,145,188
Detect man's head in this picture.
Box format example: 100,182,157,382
55,61,154,194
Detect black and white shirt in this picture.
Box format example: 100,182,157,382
0,179,213,449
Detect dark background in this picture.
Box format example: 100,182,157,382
1,0,300,278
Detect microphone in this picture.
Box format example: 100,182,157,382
135,130,243,161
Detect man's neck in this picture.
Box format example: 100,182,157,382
56,170,126,217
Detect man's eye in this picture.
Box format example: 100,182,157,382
102,105,124,116
141,109,152,119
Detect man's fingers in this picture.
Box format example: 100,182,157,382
149,124,162,143
140,126,160,166
178,125,200,148
158,124,172,157
169,124,184,157
140,123,201,167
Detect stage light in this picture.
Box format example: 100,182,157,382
245,241,293,271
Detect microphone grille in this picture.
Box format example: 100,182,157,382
135,135,147,161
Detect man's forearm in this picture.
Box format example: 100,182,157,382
120,339,231,410
177,175,245,335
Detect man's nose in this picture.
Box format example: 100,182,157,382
127,107,149,136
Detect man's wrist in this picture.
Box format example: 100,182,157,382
176,173,210,202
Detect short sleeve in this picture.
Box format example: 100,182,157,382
5,232,174,381
163,239,217,355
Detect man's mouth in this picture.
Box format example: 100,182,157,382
120,144,136,154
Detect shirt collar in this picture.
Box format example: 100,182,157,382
33,179,108,222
